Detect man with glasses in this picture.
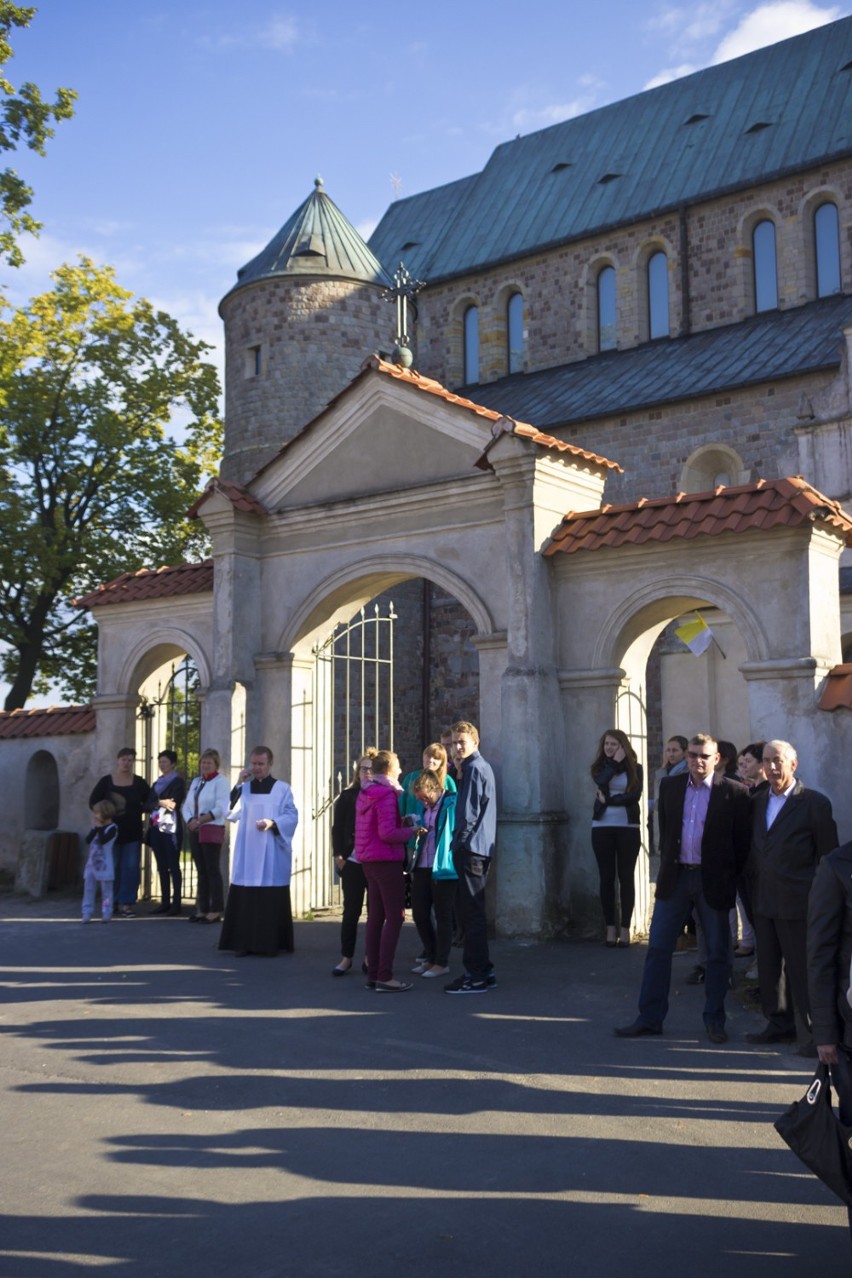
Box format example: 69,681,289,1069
747,739,837,1055
615,733,751,1044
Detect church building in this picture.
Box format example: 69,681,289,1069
4,17,852,938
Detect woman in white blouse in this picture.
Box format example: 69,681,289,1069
182,748,231,923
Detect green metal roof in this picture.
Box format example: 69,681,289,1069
228,178,392,296
454,294,852,427
369,17,852,282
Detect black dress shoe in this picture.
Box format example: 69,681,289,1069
706,1023,728,1044
149,903,170,914
745,1026,796,1044
614,1021,662,1037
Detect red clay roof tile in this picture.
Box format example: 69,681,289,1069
75,560,213,609
248,355,623,484
819,666,852,711
543,476,852,555
0,704,95,739
188,478,267,520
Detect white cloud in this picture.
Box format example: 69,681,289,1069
512,97,597,130
263,15,300,50
646,2,736,46
356,217,378,241
199,11,302,52
711,0,841,61
644,63,698,88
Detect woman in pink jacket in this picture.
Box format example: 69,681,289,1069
355,750,421,992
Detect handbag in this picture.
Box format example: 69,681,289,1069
774,1061,852,1206
198,823,225,845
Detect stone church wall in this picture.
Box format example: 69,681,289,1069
220,276,389,484
412,158,852,391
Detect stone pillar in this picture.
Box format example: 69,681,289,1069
488,439,601,937
91,692,139,769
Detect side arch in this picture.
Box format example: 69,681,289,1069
591,575,770,669
280,555,496,653
117,627,213,692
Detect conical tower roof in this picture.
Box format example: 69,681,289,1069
230,177,392,293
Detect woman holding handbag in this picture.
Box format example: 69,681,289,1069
183,748,230,923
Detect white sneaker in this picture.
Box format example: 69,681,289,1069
421,965,450,978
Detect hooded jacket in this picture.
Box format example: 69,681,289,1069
354,777,412,863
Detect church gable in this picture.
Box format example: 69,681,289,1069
251,358,506,511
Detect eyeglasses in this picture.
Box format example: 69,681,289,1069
687,751,715,760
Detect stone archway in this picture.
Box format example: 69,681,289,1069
548,480,852,937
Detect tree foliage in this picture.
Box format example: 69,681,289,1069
0,3,76,266
0,257,222,709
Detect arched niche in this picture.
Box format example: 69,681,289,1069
25,750,60,831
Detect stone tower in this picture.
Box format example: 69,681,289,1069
218,177,392,483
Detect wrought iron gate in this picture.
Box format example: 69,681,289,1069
294,603,397,918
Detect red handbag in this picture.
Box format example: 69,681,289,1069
197,823,225,845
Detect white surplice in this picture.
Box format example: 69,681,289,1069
228,780,298,887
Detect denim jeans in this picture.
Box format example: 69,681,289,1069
82,872,113,921
637,864,730,1029
114,841,141,906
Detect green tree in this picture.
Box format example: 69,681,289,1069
0,257,222,709
0,3,76,266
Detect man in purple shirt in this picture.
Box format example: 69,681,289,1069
615,733,751,1044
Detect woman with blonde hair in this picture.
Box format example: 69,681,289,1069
591,729,643,948
355,750,417,992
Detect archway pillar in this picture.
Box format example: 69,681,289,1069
91,692,140,770
196,682,234,777
489,440,604,936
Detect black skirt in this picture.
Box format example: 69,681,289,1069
218,884,294,956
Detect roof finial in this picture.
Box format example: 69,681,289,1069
314,174,324,189
383,260,424,369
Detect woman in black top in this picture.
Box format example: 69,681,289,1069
590,729,644,948
330,751,375,975
146,749,186,915
89,747,150,917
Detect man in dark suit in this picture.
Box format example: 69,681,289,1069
747,739,837,1054
615,733,751,1044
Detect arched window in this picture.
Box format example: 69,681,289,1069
647,251,669,339
815,201,842,297
463,305,479,383
507,291,525,374
753,219,778,312
597,266,616,352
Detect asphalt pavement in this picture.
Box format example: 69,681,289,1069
1,890,849,1278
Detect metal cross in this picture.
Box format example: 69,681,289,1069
383,261,424,367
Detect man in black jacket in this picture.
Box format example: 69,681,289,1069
807,844,852,1236
615,733,751,1044
747,739,837,1054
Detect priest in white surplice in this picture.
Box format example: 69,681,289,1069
219,746,299,956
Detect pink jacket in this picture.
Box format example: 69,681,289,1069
355,778,412,862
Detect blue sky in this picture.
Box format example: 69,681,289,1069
7,0,851,379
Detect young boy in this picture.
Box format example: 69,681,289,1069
83,799,118,923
